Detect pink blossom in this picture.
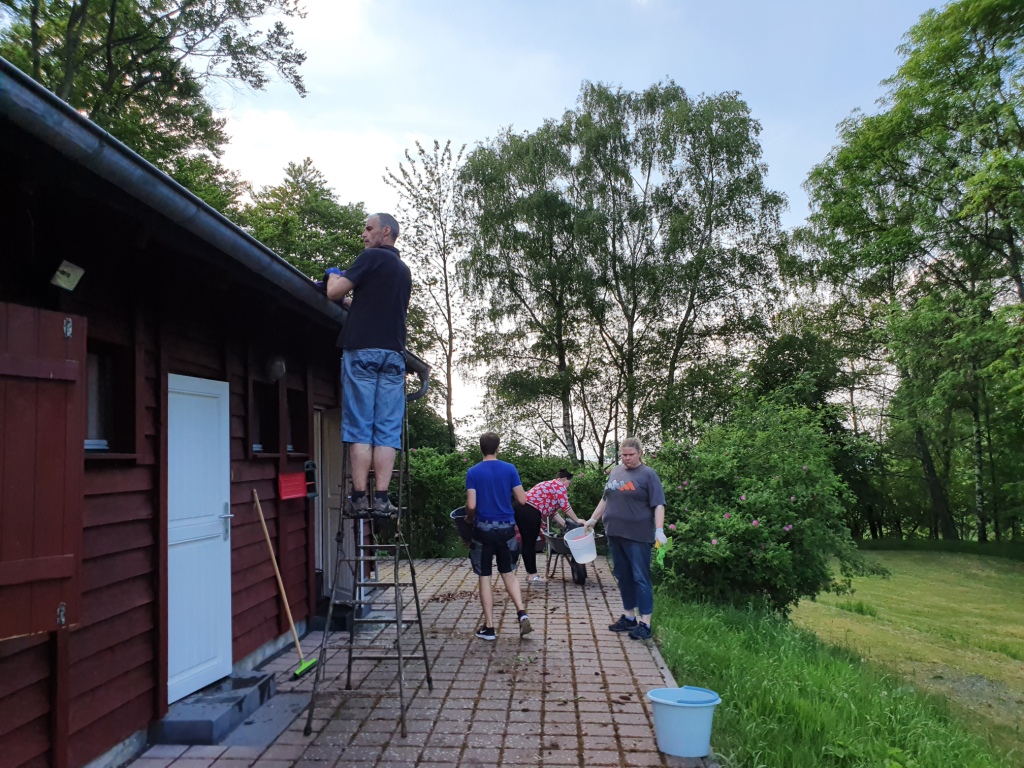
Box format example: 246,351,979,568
724,513,731,519
740,495,746,501
790,496,795,502
669,524,676,531
463,458,468,463
682,481,688,486
712,539,718,545
605,468,611,474
802,465,808,471
677,485,682,490
752,519,759,526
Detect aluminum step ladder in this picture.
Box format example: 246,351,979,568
303,374,433,738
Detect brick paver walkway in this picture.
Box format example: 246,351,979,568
135,556,720,768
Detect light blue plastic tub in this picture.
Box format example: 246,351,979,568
646,686,721,758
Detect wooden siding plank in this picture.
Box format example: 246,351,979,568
67,663,151,733
80,578,153,627
81,548,152,593
0,666,50,738
69,632,153,699
82,466,153,497
0,353,78,380
232,579,278,616
2,716,51,768
81,520,154,560
68,605,152,664
69,690,151,768
0,555,75,586
82,491,153,528
231,598,278,640
0,636,49,698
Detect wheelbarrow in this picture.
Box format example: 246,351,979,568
542,522,604,586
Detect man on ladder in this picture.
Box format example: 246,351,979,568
326,212,411,517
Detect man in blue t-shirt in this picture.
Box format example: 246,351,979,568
464,432,533,641
327,213,411,517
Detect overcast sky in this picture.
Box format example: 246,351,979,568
212,0,940,232
209,0,940,425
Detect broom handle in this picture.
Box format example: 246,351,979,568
252,490,304,662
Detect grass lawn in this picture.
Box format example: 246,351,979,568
790,551,1024,760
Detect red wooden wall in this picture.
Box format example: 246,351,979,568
0,300,338,768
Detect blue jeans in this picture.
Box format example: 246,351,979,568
341,349,405,448
608,536,654,616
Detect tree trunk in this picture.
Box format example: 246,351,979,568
29,0,42,80
982,386,1001,541
58,0,93,102
914,427,958,540
970,383,988,543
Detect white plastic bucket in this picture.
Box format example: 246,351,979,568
647,686,721,758
562,527,597,563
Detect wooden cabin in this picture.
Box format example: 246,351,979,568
0,60,424,768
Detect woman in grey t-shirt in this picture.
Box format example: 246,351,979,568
584,437,667,641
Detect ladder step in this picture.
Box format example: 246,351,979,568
355,581,416,588
345,654,428,662
353,617,420,624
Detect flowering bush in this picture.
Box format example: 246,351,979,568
647,400,878,614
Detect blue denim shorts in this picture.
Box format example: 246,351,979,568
341,348,405,448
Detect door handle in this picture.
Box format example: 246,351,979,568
221,503,233,539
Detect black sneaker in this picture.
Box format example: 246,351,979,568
628,621,652,641
370,496,399,519
519,614,533,637
475,626,496,641
609,615,638,632
343,496,370,518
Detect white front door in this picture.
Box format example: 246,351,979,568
167,375,232,704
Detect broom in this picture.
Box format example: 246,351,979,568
252,489,318,679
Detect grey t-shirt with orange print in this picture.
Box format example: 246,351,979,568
602,464,667,544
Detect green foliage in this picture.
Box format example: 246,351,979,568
0,0,305,205
835,599,878,617
238,159,366,278
460,79,785,457
647,399,876,613
656,594,1012,768
859,537,1024,563
386,140,467,450
405,399,453,454
405,447,474,558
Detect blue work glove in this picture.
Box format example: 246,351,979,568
324,267,345,280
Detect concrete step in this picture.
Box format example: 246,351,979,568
149,673,275,745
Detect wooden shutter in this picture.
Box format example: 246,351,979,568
0,302,86,639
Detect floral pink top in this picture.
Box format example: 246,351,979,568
525,479,570,519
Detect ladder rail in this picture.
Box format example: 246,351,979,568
303,388,433,739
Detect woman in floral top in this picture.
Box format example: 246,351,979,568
516,469,583,584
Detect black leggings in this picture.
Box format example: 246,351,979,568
515,503,543,575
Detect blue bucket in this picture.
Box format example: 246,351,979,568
646,686,721,758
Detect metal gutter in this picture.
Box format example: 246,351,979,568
0,58,429,384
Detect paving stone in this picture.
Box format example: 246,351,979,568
170,558,695,768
